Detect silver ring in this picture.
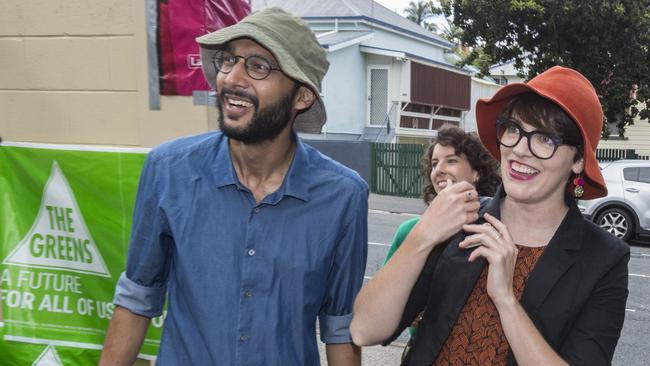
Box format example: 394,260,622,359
495,233,502,240
465,191,472,200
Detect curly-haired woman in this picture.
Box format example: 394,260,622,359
384,125,501,262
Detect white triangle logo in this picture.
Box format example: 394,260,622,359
32,345,63,366
3,161,111,277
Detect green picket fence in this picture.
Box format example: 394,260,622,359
371,144,648,198
371,143,426,198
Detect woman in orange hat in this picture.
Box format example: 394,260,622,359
350,66,630,365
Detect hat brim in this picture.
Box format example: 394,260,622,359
197,24,326,134
476,83,607,200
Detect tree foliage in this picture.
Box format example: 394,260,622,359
441,0,650,136
404,1,441,32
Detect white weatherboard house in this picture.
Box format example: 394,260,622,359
253,0,499,144
489,59,526,86
599,102,650,157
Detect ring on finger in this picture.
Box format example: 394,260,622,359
494,233,502,240
465,191,472,200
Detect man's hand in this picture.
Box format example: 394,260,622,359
325,343,361,366
99,306,151,366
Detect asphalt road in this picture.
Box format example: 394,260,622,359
320,195,650,365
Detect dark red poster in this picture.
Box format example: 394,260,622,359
158,0,250,95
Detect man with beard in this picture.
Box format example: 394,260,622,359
99,7,368,366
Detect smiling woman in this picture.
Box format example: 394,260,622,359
422,126,501,203
350,66,630,366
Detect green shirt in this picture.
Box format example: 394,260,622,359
383,217,421,337
383,217,420,264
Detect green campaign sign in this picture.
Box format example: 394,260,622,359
0,143,164,364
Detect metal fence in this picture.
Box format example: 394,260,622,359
596,148,649,161
371,144,649,197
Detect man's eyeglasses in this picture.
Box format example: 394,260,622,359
496,116,580,160
212,50,280,80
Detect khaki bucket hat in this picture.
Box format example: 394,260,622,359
476,66,607,199
196,7,329,134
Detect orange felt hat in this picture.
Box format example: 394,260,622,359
476,66,607,199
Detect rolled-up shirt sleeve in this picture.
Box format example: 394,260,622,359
319,186,369,343
113,153,173,318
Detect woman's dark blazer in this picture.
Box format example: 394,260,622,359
384,187,630,366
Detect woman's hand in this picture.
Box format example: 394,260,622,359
410,180,480,252
459,213,518,308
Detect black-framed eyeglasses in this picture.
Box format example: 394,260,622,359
212,50,280,80
496,116,580,160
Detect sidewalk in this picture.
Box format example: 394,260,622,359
369,192,426,216
318,340,404,365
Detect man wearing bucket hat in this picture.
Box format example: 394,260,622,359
351,66,629,365
100,7,367,366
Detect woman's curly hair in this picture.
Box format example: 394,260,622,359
422,125,501,205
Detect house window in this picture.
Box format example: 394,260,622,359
605,112,626,138
494,76,508,86
399,102,461,131
402,104,432,114
606,121,621,137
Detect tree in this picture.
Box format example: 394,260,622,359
441,0,650,137
404,1,441,32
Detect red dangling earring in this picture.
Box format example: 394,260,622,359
573,173,585,198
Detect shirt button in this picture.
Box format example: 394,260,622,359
244,291,252,298
240,335,248,342
248,249,255,256
253,207,261,213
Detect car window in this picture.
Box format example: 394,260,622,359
639,167,650,184
623,167,639,182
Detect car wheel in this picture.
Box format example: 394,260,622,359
595,207,635,241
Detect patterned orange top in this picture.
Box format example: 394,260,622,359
432,245,546,366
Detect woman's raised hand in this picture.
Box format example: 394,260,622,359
410,180,480,252
459,213,518,307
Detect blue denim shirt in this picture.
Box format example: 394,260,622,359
113,132,368,365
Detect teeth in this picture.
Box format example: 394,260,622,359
436,180,453,188
227,98,252,108
511,162,539,175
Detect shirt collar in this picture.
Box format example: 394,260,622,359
212,133,311,202
281,136,311,202
213,133,239,188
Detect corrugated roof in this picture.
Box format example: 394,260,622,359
360,45,470,75
317,31,373,47
254,0,453,49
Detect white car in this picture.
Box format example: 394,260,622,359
577,160,650,241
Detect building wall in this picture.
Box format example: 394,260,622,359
464,78,501,131
321,45,367,136
0,0,211,147
489,62,525,85
598,105,650,156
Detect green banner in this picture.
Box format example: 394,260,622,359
0,143,163,364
